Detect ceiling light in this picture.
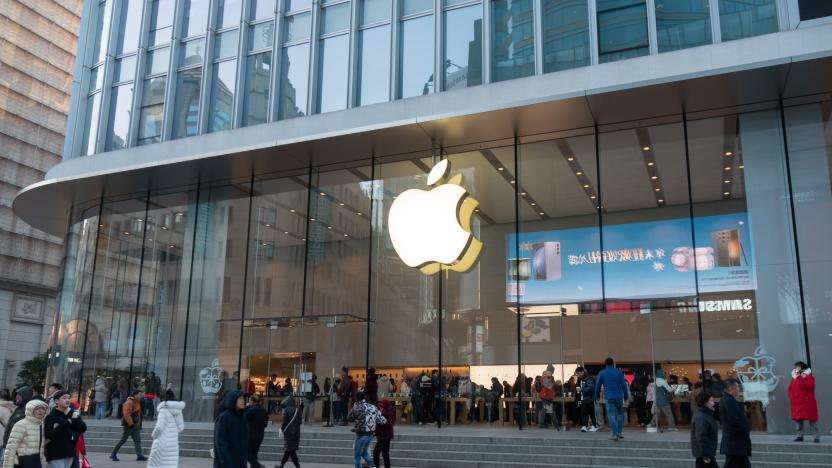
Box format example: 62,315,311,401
658,199,664,203
576,171,583,176
310,218,316,221
723,192,731,196
474,209,479,212
302,238,306,241
539,212,545,216
647,162,654,166
290,209,296,213
642,146,651,151
530,202,536,206
161,226,168,230
520,192,526,196
509,180,515,184
650,176,658,180
655,188,661,192
123,231,129,235
583,184,589,188
356,212,362,216
724,180,730,184
498,167,504,171
147,239,153,242
724,166,731,171
327,226,332,230
338,203,345,206
343,234,348,237
590,195,596,199
319,192,326,196
567,157,574,161
169,244,175,248
284,231,289,234
262,242,268,246
265,223,271,227
739,165,744,169
725,151,733,156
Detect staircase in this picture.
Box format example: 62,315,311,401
83,423,832,467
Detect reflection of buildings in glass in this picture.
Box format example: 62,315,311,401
493,0,535,80
212,75,234,131
446,19,483,90
541,0,590,70
280,54,305,119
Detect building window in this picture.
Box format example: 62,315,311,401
356,0,392,106
181,0,210,38
106,84,134,150
719,0,778,41
208,60,237,133
541,0,590,73
279,44,311,119
137,76,166,145
655,0,711,52
492,0,535,81
80,93,102,156
217,0,243,29
243,53,272,126
90,1,113,66
399,5,434,97
172,67,202,138
443,1,483,90
116,0,144,54
149,0,175,46
798,0,832,21
597,0,649,63
317,2,351,113
250,0,277,20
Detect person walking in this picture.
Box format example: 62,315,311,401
93,378,108,420
650,369,677,432
245,394,267,468
373,400,395,468
577,367,598,432
719,379,751,468
43,390,86,468
347,392,386,468
110,390,147,462
2,399,48,468
690,390,719,468
788,361,819,443
277,396,301,468
213,390,248,468
630,371,650,427
595,357,629,441
147,390,185,468
0,389,15,466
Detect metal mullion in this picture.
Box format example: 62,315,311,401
268,0,285,121
389,0,399,100
709,0,721,44
443,0,480,11
482,0,491,84
589,0,599,65
65,0,97,157
434,0,442,93
358,19,391,30
161,0,187,141
94,0,122,154
127,0,153,147
646,0,658,55
533,0,543,75
198,1,221,135
308,0,323,114
347,0,359,107
233,0,251,128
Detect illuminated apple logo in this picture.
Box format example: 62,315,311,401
388,160,482,275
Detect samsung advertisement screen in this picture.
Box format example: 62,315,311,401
506,212,756,303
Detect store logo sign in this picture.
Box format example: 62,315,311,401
199,359,224,395
698,298,753,312
388,160,482,275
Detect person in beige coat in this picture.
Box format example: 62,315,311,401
2,399,48,468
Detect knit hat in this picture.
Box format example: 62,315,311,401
52,389,70,401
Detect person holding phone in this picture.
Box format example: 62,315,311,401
43,390,87,468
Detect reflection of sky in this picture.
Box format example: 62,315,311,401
400,15,434,97
281,43,310,118
444,5,481,89
110,85,133,149
318,35,349,113
358,25,391,105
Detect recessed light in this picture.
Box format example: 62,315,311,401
338,203,345,206
647,162,654,166
510,180,515,184
520,192,526,196
530,202,536,206
725,151,733,156
310,218,316,221
723,192,730,196
284,231,289,234
724,166,731,171
161,226,168,230
302,238,306,241
474,209,479,212
343,234,348,237
739,165,744,169
265,223,271,227
123,231,129,235
583,184,589,188
356,212,362,216
498,167,504,171
148,239,153,242
319,192,326,196
651,176,658,180
590,195,596,199
290,209,296,213
724,180,730,184
169,244,175,248
539,212,545,216
576,171,583,176
655,188,661,192
567,157,574,161
642,146,651,151
658,199,664,203
327,226,332,230
262,242,268,246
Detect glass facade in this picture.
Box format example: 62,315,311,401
50,101,832,436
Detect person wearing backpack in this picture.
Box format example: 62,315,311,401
43,391,87,468
650,369,677,432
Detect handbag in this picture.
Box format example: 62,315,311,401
80,455,92,468
278,408,298,438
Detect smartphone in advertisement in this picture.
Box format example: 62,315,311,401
508,258,531,281
532,241,562,281
711,229,741,267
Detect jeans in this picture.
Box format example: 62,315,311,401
113,424,143,457
606,398,625,435
353,435,374,468
96,403,107,420
47,459,75,468
796,420,820,438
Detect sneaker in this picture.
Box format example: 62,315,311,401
814,437,820,443
136,455,148,461
590,426,599,432
109,454,119,462
610,435,619,441
581,426,588,432
617,434,624,439
794,436,804,442
667,427,679,432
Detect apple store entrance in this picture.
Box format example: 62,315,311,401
50,108,811,434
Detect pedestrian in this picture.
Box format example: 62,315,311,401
2,386,35,454
245,394,267,468
44,390,87,468
213,390,248,468
630,371,649,427
110,390,147,462
302,375,319,423
373,400,395,468
577,367,598,432
277,395,301,468
109,380,120,419
2,399,48,468
537,366,559,430
0,389,15,466
321,378,332,424
44,385,62,413
147,390,185,468
719,379,751,468
364,368,378,406
690,390,719,468
595,357,629,441
93,377,107,420
650,369,677,432
347,392,386,468
788,361,819,443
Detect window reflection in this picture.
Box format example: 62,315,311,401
399,15,434,97
492,0,535,82
719,0,778,42
357,25,391,106
149,0,175,46
655,0,711,52
279,43,310,119
317,35,350,113
138,77,166,145
107,84,134,150
117,0,144,54
443,4,483,90
172,68,202,138
243,53,271,126
182,0,210,38
597,0,649,63
209,60,237,133
542,0,590,73
81,93,102,155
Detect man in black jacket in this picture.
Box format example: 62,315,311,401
245,394,268,468
719,379,751,468
214,390,249,468
691,390,719,467
2,386,34,449
44,390,87,467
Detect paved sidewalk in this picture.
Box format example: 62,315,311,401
88,452,351,467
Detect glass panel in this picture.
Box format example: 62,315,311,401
217,0,243,29
443,4,482,91
597,1,649,63
362,0,392,25
719,0,778,41
138,76,167,146
181,38,206,66
799,0,832,21
279,43,310,119
357,25,391,106
81,93,102,155
251,0,277,20
214,30,240,59
322,2,352,33
785,101,832,436
317,35,349,113
688,110,803,433
117,0,144,54
655,0,711,53
286,0,313,11
209,60,238,133
115,55,137,82
90,66,104,91
401,0,433,16
399,15,434,97
243,53,271,126
149,0,175,46
542,0,590,73
285,12,312,42
147,47,171,76
107,83,134,150
491,0,535,82
249,21,275,51
172,67,202,138
91,0,113,64
182,0,210,37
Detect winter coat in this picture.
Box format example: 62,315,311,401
595,365,629,401
245,404,268,446
147,400,185,468
690,406,718,459
365,374,378,405
280,398,301,452
348,400,387,435
2,399,47,468
94,379,108,403
538,373,555,401
579,376,596,402
375,403,395,441
121,396,142,428
377,376,391,398
719,393,751,457
654,377,673,407
214,391,248,468
43,407,86,461
2,387,33,449
0,400,14,448
788,369,818,422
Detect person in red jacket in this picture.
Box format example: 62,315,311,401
373,399,395,468
788,361,819,443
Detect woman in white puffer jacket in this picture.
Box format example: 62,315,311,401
2,399,47,468
147,391,185,468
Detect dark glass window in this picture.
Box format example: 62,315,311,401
597,0,648,63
